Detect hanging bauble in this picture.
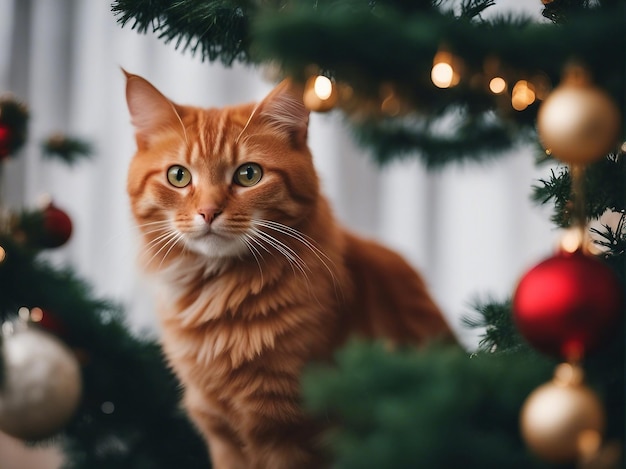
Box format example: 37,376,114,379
512,249,623,359
28,307,69,340
0,96,29,159
0,122,10,159
520,364,605,463
0,323,82,440
40,201,73,248
303,75,338,112
536,69,621,165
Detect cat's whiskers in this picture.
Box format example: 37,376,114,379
101,219,172,252
249,227,311,282
159,232,185,270
240,234,265,290
141,228,183,269
253,219,342,299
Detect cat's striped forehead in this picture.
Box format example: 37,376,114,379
179,105,255,178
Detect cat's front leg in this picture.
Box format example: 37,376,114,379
240,406,327,469
183,388,248,469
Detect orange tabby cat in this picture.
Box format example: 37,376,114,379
124,71,455,469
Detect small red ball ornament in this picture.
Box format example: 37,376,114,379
41,202,73,248
513,249,623,359
0,123,11,159
30,308,69,340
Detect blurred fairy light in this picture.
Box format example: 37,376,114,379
559,227,602,255
431,63,454,88
512,80,536,111
313,76,333,100
101,401,115,414
18,307,30,321
560,229,584,253
303,74,338,112
431,51,460,88
0,245,5,263
489,77,507,94
30,307,44,322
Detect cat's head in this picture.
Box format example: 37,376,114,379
124,72,320,268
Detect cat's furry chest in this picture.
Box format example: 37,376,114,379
156,256,340,383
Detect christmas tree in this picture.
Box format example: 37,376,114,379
1,0,623,468
0,96,206,467
110,0,625,467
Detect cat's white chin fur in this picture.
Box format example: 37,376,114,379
183,234,248,259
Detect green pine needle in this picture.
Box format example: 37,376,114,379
41,135,93,165
111,0,255,65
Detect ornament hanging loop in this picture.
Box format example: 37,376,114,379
569,163,587,252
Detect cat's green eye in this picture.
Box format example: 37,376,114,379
234,163,263,187
167,165,192,188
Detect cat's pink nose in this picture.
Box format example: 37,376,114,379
198,206,222,224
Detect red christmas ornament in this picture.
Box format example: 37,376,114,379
513,249,623,359
30,308,69,340
0,123,11,159
41,202,73,248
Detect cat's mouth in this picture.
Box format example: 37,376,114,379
182,226,248,259
185,226,222,240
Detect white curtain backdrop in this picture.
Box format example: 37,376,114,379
0,0,558,352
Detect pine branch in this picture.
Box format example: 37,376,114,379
111,0,624,165
352,111,528,168
0,236,208,467
532,156,626,228
590,213,626,259
302,341,553,469
111,0,254,65
462,298,528,353
41,135,92,165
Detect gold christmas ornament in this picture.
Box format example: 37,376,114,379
520,364,605,464
537,70,621,165
303,75,338,112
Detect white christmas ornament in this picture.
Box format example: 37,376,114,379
0,324,82,440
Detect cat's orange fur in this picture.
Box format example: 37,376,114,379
124,72,455,469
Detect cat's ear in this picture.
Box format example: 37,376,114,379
257,79,309,147
123,70,183,150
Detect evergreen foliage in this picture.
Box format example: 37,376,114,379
41,135,92,165
0,235,208,468
533,156,626,228
112,0,624,165
302,342,554,469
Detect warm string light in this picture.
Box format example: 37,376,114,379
18,306,30,321
489,77,507,94
511,80,536,111
14,306,46,323
431,50,460,88
298,56,553,115
0,245,5,263
303,74,338,112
